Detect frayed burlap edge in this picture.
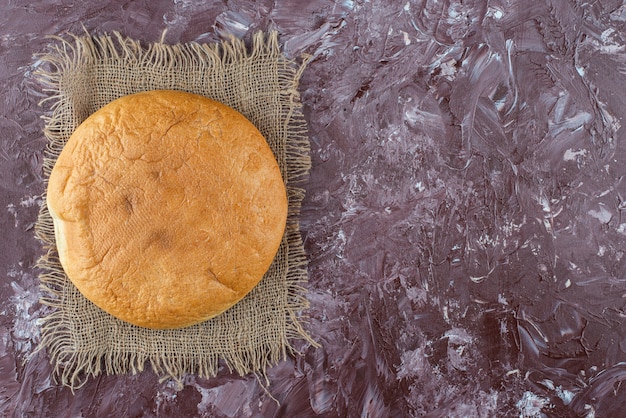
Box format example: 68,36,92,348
32,30,318,390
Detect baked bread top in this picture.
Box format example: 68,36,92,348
47,90,287,329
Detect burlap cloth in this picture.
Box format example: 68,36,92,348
34,31,316,389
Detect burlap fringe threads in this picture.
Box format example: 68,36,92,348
33,30,318,390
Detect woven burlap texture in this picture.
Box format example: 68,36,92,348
34,30,315,389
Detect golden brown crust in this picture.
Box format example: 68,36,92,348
47,90,287,329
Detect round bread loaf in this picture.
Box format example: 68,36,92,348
47,90,287,329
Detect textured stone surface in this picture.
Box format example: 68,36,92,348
2,0,625,416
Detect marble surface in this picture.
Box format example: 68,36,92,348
2,0,626,416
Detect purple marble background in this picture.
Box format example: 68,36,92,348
2,0,626,416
